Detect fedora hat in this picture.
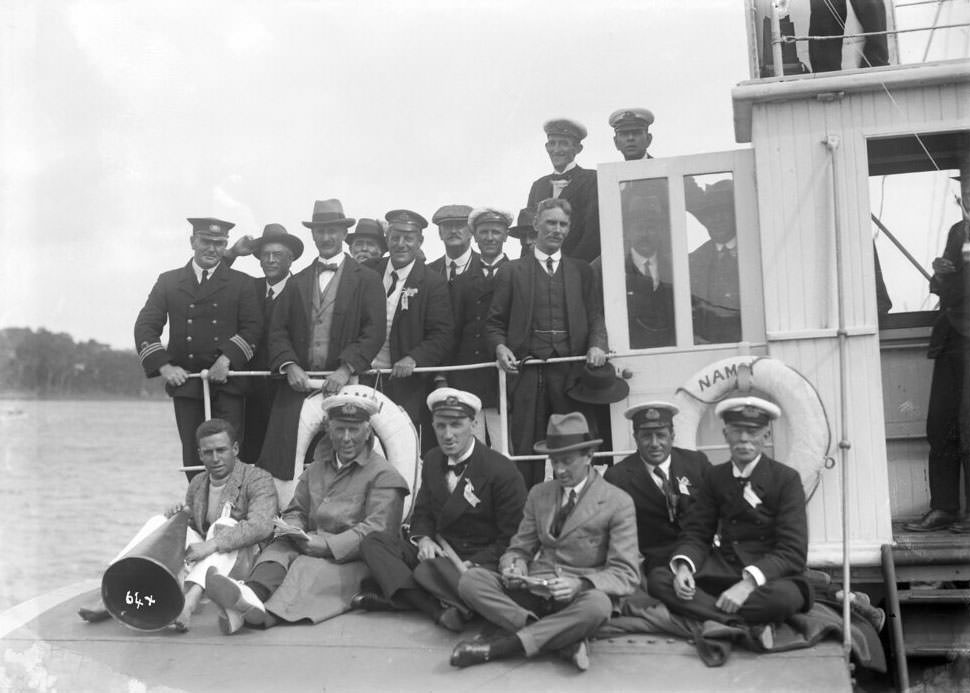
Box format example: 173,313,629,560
509,208,536,240
566,363,629,405
302,199,355,229
251,223,304,260
345,219,388,253
534,412,602,454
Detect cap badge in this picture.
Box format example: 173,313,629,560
645,408,660,421
445,396,460,407
741,406,759,418
341,404,359,416
209,223,220,233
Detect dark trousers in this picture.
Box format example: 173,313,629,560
647,564,807,626
508,362,575,487
247,561,288,602
173,392,245,480
809,0,889,72
927,341,970,513
240,379,279,463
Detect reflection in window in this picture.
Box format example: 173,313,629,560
620,179,675,349
687,175,741,344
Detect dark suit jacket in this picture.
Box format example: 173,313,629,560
604,448,711,570
257,255,385,479
485,254,607,358
688,239,741,343
427,251,482,282
675,455,808,583
500,470,639,598
625,255,676,349
409,440,527,565
134,260,263,399
527,165,600,262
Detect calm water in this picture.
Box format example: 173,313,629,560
0,399,185,611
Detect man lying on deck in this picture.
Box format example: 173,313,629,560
78,418,278,631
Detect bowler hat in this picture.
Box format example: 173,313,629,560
566,363,629,405
509,208,536,240
188,217,234,238
534,412,602,454
251,223,304,260
346,219,388,253
302,199,355,229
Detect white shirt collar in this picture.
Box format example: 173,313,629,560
317,252,346,269
732,454,762,479
715,237,738,253
448,441,476,466
629,247,657,275
533,247,562,265
553,161,578,176
481,253,507,268
266,273,291,297
386,258,415,282
561,473,589,499
191,261,219,283
444,246,473,272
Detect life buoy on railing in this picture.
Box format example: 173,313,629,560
293,382,422,519
672,356,831,500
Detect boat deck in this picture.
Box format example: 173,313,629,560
0,583,851,693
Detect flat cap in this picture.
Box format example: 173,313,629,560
324,393,380,422
187,217,234,238
431,205,473,226
715,396,781,428
385,209,428,233
468,207,513,230
608,108,655,131
543,118,587,142
624,401,679,430
427,387,481,419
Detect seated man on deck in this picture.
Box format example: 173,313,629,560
604,401,711,573
452,413,639,672
206,390,410,634
353,388,527,631
647,397,813,647
78,418,278,631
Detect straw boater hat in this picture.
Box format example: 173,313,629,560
534,412,602,454
346,219,388,253
187,217,234,238
250,223,304,260
714,396,781,428
566,362,629,405
302,199,355,229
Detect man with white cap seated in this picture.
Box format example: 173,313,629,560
206,390,410,633
353,388,526,631
604,401,711,572
646,396,812,646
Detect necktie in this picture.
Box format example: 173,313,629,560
483,264,494,280
266,287,274,300
551,489,577,537
199,269,209,288
545,257,555,276
319,262,339,272
386,270,399,297
448,459,468,478
449,261,458,282
653,467,678,523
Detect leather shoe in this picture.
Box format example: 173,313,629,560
949,518,970,534
205,567,266,635
436,606,464,633
350,591,396,612
903,509,957,532
450,640,492,668
559,640,590,671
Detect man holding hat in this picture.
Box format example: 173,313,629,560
609,108,655,162
363,209,453,436
346,218,388,264
354,388,526,631
258,199,386,483
526,118,601,262
207,389,410,633
450,207,514,449
453,412,639,671
427,205,479,282
135,217,263,477
605,401,710,572
647,397,811,645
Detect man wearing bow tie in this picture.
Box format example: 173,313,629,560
257,199,386,488
647,397,812,647
525,119,600,263
353,388,526,632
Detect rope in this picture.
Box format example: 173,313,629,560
776,22,970,43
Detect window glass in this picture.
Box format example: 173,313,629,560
620,178,675,349
686,173,741,344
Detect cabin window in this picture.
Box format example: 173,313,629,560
685,172,742,344
620,177,676,349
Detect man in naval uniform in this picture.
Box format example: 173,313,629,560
346,218,388,264
526,119,600,263
647,397,812,647
426,205,479,283
604,402,710,572
353,388,526,631
486,198,608,486
609,108,655,162
258,199,386,486
134,217,262,478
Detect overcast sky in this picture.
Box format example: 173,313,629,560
2,0,967,348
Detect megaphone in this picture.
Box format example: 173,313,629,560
102,511,189,631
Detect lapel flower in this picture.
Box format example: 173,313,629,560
401,287,419,311
677,476,692,495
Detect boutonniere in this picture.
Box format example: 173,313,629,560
401,287,419,311
677,476,692,496
463,479,481,507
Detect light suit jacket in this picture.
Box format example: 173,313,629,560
185,460,278,553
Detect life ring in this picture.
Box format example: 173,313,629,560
293,382,422,519
672,356,831,500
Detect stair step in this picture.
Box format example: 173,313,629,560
898,588,970,604
899,606,970,657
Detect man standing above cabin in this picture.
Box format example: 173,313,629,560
609,108,654,161
353,388,526,631
259,199,386,484
346,218,388,264
452,413,639,671
427,205,478,282
904,173,970,533
238,224,304,463
134,217,262,477
365,209,454,432
604,402,710,572
647,397,812,647
450,207,513,449
689,179,742,344
487,198,608,486
526,119,600,263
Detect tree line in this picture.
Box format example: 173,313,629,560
0,327,165,398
